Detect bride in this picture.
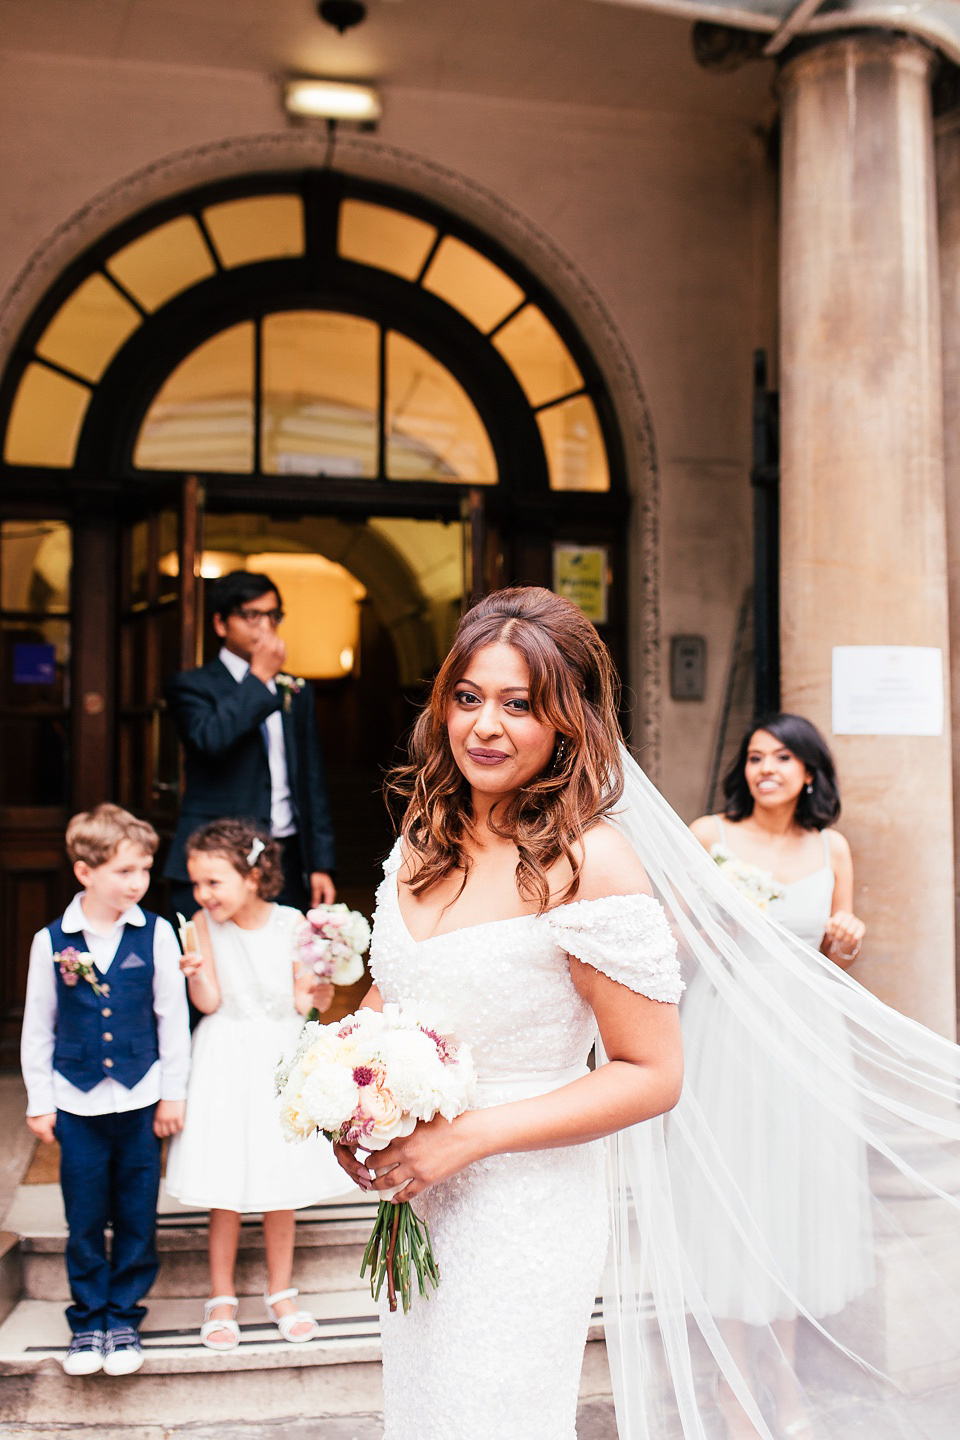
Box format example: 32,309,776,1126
335,586,960,1440
334,585,684,1438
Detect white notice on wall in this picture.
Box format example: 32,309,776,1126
831,646,944,736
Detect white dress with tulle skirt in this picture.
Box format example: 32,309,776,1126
165,904,346,1213
671,821,874,1323
369,844,683,1440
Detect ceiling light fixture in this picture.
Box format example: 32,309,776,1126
317,0,367,34
283,78,382,124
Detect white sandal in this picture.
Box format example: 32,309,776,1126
264,1287,319,1344
200,1295,240,1351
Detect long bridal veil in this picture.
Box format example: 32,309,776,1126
604,743,960,1439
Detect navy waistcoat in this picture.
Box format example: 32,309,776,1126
48,912,159,1092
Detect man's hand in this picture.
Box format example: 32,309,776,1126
27,1113,56,1145
249,629,286,684
154,1100,186,1138
310,871,336,907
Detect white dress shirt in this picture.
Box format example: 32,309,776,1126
21,894,191,1117
218,645,296,837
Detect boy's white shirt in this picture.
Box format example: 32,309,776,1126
20,893,191,1117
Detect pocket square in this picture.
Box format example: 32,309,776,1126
119,955,147,969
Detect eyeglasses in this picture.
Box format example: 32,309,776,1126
235,606,284,626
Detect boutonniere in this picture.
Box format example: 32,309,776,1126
276,673,306,713
54,946,109,998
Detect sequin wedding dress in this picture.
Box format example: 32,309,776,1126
369,840,683,1440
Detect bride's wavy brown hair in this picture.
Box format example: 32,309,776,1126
386,586,625,910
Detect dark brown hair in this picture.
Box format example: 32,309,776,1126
387,586,625,910
723,713,841,831
185,819,284,900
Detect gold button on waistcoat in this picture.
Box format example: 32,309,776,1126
103,1058,114,1069
102,1008,112,1018
102,1032,113,1042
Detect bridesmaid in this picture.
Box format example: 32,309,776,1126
684,713,868,1439
691,713,865,967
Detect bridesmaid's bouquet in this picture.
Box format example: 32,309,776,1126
276,1004,476,1313
711,844,785,909
295,903,371,988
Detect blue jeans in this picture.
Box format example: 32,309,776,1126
56,1106,161,1334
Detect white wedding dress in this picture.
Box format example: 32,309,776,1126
369,842,684,1440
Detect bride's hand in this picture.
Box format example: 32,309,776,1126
333,1140,374,1192
367,1113,487,1201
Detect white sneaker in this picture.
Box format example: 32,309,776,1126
102,1326,143,1376
63,1330,104,1376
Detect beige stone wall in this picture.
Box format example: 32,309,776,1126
0,43,778,817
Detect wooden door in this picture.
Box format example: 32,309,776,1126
0,518,75,1060
116,477,204,906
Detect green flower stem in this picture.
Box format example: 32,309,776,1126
359,1199,441,1314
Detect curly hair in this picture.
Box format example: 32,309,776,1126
386,586,625,911
185,819,284,900
722,713,841,831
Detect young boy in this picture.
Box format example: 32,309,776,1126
20,804,190,1377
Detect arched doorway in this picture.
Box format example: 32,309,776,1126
0,171,629,1055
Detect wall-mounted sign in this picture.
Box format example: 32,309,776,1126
552,545,608,624
831,646,943,736
13,642,56,685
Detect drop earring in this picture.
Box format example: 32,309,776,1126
805,782,814,795
554,738,567,770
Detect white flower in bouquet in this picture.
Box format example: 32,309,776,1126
711,844,786,909
301,1062,366,1134
277,1003,476,1312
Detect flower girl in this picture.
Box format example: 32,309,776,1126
164,819,348,1349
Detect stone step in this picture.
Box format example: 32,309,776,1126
0,1289,611,1427
10,1183,379,1301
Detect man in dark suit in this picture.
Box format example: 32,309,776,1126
163,571,336,919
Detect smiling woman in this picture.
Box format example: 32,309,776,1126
331,586,684,1440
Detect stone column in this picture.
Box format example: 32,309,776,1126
937,107,960,1027
779,34,956,1036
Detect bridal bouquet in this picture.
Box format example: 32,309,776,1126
712,845,785,909
295,903,371,988
276,1004,476,1313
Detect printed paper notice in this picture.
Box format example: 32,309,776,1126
831,646,943,736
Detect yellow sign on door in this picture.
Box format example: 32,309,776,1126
552,545,608,624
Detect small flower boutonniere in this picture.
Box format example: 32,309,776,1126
54,946,109,998
276,673,306,713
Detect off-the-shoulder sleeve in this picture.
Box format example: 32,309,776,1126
548,893,684,1003
382,838,404,877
